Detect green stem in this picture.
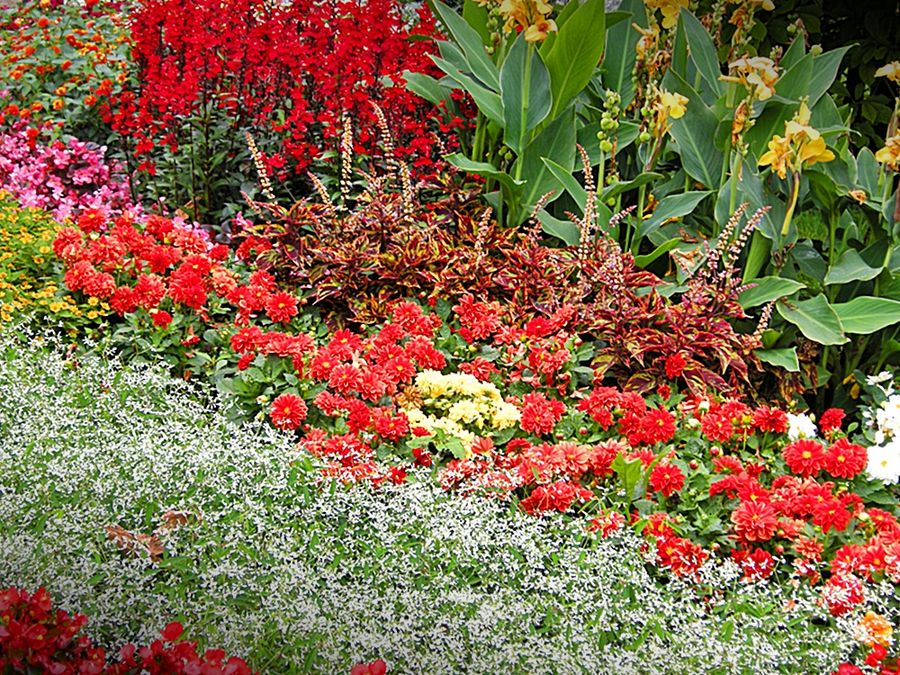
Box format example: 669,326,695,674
513,43,535,183
471,112,486,163
781,171,801,237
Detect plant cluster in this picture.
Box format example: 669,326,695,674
0,341,891,673
0,587,253,674
0,122,132,221
96,0,455,223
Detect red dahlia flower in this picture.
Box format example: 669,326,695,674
649,462,685,497
731,500,779,542
782,439,826,476
270,394,308,431
824,438,867,479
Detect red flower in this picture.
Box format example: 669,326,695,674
751,406,788,434
453,294,501,342
731,500,779,542
270,394,308,431
520,480,592,515
134,273,167,309
519,392,566,436
458,358,498,382
664,352,686,378
160,621,184,642
351,659,387,675
812,498,852,533
824,438,867,479
782,439,826,476
109,286,138,315
266,291,299,324
821,573,865,616
152,310,173,328
731,547,775,581
648,462,685,497
638,408,676,445
700,411,734,443
373,410,410,442
818,407,845,433
832,665,864,675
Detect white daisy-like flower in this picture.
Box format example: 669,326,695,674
787,412,817,440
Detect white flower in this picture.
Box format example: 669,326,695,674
787,412,817,440
866,371,894,386
866,440,900,485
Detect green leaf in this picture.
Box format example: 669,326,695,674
774,53,813,101
776,294,848,345
541,157,587,212
755,348,801,372
602,0,641,108
807,47,851,107
856,148,881,200
431,0,500,90
445,154,524,195
542,0,606,120
461,0,491,45
612,452,644,504
738,277,806,308
501,34,552,154
516,107,577,214
664,72,722,188
539,210,581,246
824,249,883,285
639,190,710,239
431,54,504,124
601,171,663,201
679,11,722,97
403,71,452,106
634,238,680,268
832,297,900,334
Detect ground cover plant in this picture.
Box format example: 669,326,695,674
1,0,900,673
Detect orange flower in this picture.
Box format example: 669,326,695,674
855,611,893,648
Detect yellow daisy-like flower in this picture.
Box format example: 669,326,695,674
875,61,900,84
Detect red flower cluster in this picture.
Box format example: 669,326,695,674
0,588,253,674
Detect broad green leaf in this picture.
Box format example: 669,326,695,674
612,452,644,504
780,36,806,69
431,0,500,90
461,0,491,45
832,297,900,334
639,190,710,240
634,238,680,268
543,0,606,120
755,348,801,373
856,148,881,200
602,0,641,108
746,101,793,159
601,171,663,201
445,154,524,195
403,71,451,106
431,54,504,124
539,210,581,246
776,294,848,345
541,157,588,212
515,107,577,214
738,277,806,308
501,34,552,155
679,11,722,97
664,72,722,188
824,249,883,285
807,47,851,107
774,53,813,101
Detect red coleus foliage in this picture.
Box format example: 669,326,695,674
0,588,253,674
103,0,450,178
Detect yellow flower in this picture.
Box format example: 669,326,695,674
497,0,557,42
524,16,557,43
759,101,834,177
876,133,900,172
633,23,659,61
855,611,893,648
848,189,867,204
875,61,900,84
650,87,689,139
747,0,774,10
645,0,690,29
721,55,780,101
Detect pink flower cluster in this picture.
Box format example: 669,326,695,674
0,123,133,221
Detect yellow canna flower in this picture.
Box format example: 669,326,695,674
758,134,793,178
876,133,900,172
496,0,557,42
759,101,834,176
649,87,689,139
875,61,900,84
645,0,690,29
721,55,780,101
524,16,557,43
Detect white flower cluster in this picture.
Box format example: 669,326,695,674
861,373,900,484
0,338,862,673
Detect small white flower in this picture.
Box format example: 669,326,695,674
866,440,900,485
866,371,894,386
787,412,817,440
